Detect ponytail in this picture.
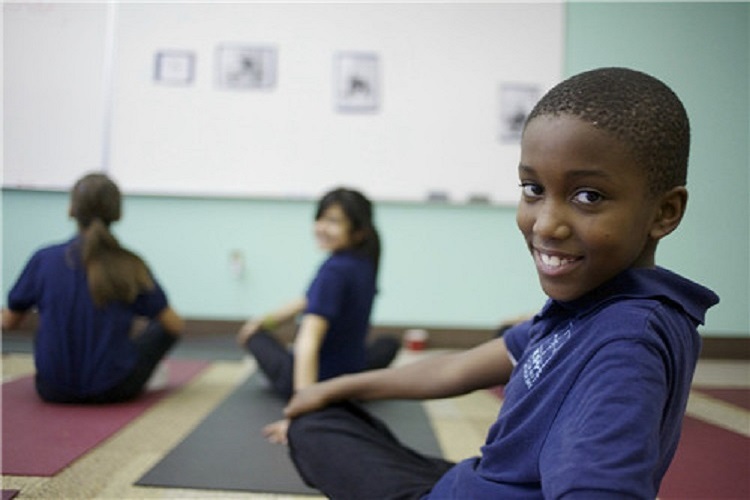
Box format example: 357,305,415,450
357,225,381,277
70,173,154,307
82,219,153,306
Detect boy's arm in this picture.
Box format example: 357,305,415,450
540,339,671,498
285,336,514,418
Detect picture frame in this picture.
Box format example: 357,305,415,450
215,44,277,90
498,83,541,143
334,52,379,112
154,50,195,86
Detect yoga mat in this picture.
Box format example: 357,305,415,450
659,415,750,499
693,386,750,411
137,372,444,495
1,359,209,476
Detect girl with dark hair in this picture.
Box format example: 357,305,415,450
3,173,183,404
237,187,399,444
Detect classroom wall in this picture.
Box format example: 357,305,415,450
3,2,748,337
564,1,749,337
4,2,564,204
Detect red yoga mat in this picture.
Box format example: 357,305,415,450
693,386,750,411
658,414,750,499
1,359,209,476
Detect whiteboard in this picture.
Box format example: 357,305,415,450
4,2,564,205
3,2,111,189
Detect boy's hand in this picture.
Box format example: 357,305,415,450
262,418,290,445
284,384,331,418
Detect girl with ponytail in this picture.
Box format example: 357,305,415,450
3,173,183,403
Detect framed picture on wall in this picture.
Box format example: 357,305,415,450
215,44,277,90
334,52,379,112
154,51,195,86
498,83,541,143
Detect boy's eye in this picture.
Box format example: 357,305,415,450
520,182,543,198
572,190,603,205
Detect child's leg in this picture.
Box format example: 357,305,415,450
288,401,454,499
366,335,401,370
89,320,179,403
35,376,77,403
245,330,294,398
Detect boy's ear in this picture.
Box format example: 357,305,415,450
650,186,688,241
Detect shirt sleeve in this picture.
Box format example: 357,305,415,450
131,275,169,318
305,260,346,321
7,252,42,311
540,338,668,499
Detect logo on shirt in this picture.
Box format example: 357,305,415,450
523,323,572,389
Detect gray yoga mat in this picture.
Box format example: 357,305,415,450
137,372,444,495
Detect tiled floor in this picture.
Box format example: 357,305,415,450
2,345,748,499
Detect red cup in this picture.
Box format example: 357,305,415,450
404,329,428,351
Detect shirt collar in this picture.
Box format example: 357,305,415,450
536,267,719,326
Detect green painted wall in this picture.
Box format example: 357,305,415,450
564,1,749,336
3,2,748,336
1,190,543,329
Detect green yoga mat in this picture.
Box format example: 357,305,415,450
137,372,444,495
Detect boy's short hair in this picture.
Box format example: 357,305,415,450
526,67,690,197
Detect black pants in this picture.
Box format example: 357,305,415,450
246,330,401,399
36,320,178,404
288,402,455,500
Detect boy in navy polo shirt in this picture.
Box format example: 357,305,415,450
281,68,720,499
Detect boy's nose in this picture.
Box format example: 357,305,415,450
533,201,571,240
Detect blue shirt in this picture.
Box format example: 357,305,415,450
305,251,377,381
429,267,719,499
7,237,168,398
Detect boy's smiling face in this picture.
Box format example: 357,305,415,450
517,114,663,302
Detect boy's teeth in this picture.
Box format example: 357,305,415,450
541,254,565,267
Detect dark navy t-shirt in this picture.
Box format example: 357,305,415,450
428,267,719,499
7,237,168,398
304,251,377,381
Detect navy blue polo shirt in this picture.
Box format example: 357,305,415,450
305,251,377,381
7,237,168,398
428,266,718,499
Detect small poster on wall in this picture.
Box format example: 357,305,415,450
334,52,379,112
154,51,195,86
498,83,541,143
216,44,277,90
